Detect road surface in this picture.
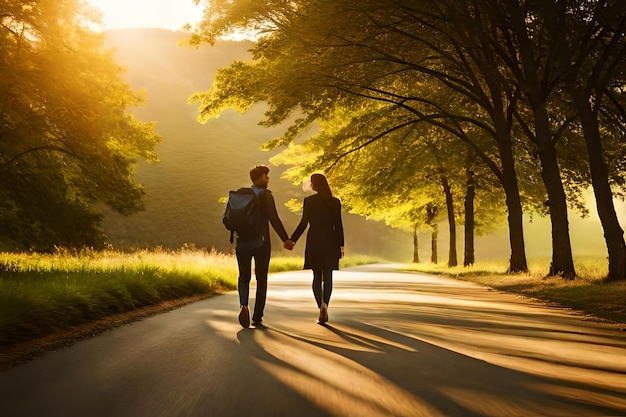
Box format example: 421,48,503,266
1,264,625,417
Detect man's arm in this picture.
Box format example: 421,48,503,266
263,190,290,242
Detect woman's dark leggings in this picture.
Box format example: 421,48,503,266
312,269,333,308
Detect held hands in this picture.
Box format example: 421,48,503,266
284,239,296,250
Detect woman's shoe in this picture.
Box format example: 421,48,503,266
319,303,329,323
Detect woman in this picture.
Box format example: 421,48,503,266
287,173,344,323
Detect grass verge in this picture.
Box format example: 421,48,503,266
0,248,238,351
402,257,626,327
0,249,377,355
270,254,379,272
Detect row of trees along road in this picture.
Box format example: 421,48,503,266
0,1,160,251
189,0,626,281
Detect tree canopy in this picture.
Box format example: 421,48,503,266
191,0,626,279
0,0,160,250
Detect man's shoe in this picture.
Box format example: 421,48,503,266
319,303,329,323
239,306,250,328
252,321,264,327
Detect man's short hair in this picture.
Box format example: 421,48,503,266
249,165,270,182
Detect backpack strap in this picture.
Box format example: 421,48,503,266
256,188,267,212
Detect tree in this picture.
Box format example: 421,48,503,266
0,0,160,250
271,101,505,267
470,0,577,278
271,108,443,263
191,0,532,272
463,159,477,266
486,0,626,280
191,0,625,279
543,0,626,282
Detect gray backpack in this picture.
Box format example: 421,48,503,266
223,188,263,243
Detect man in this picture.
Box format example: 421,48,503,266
235,165,294,328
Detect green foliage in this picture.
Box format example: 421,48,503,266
270,100,506,236
0,1,161,251
189,0,523,234
82,30,411,260
190,0,626,276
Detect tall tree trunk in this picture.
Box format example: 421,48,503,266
537,140,576,279
527,73,576,278
464,168,475,266
442,176,457,267
573,93,626,282
496,133,528,273
464,101,527,272
426,204,439,264
413,224,420,263
507,0,575,279
431,224,438,264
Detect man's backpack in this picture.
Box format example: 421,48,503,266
223,188,263,243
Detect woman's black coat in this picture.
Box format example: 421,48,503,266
291,193,344,270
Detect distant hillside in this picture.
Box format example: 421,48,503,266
101,29,413,260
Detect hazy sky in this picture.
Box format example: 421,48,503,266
87,0,204,31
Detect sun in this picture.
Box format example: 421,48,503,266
86,0,204,31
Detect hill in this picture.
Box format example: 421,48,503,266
100,29,412,260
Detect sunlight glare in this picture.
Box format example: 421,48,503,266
86,0,204,31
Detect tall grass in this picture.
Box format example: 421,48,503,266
0,249,379,351
0,247,239,350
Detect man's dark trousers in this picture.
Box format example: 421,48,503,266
236,242,271,323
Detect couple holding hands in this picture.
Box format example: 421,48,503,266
234,165,344,328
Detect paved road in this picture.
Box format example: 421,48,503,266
1,264,625,417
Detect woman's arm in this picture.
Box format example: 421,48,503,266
290,199,309,243
335,199,345,247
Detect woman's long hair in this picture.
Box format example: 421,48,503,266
311,173,332,197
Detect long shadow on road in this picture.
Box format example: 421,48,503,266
233,304,626,417
229,267,626,417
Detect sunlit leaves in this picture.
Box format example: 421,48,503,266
189,0,515,232
190,0,626,273
0,0,161,250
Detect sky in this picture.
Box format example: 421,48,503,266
86,0,204,31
